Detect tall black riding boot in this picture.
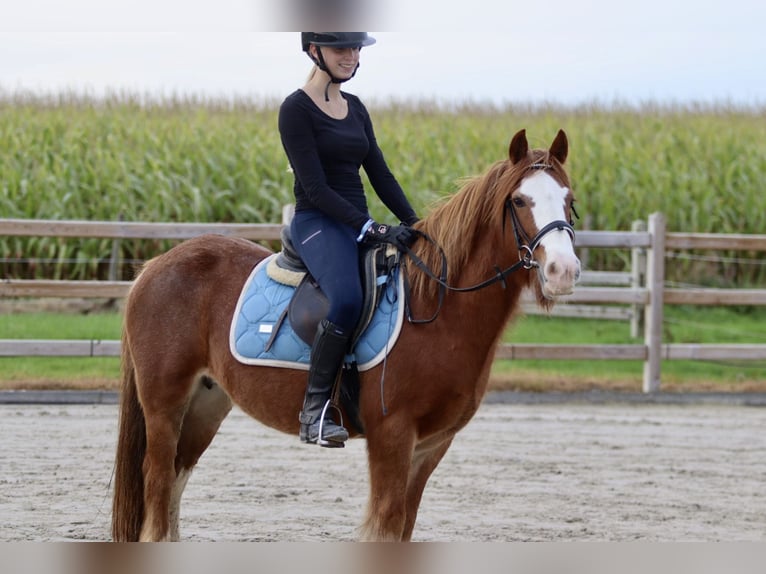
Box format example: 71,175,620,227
299,319,350,447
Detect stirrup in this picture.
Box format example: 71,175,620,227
317,400,346,447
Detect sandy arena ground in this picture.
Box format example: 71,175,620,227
1,401,764,542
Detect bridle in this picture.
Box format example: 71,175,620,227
506,162,577,270
401,161,577,323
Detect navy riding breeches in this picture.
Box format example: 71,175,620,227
290,209,363,333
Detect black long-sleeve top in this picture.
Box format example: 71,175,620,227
278,89,417,232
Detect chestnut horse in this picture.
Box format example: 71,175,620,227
112,129,580,541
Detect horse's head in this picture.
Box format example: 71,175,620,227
506,129,581,302
405,129,581,313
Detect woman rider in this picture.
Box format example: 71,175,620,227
278,32,419,447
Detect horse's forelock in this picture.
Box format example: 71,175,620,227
527,149,571,189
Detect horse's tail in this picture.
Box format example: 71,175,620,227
111,327,146,542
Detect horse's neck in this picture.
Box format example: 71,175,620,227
441,247,528,347
460,266,524,318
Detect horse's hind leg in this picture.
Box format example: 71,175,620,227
139,397,186,542
169,376,232,541
139,375,231,542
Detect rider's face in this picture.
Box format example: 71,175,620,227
313,45,361,79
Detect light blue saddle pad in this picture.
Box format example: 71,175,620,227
229,254,404,371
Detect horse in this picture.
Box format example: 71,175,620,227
111,128,581,542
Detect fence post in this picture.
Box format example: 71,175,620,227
630,219,647,338
643,212,666,393
108,213,124,282
579,213,593,272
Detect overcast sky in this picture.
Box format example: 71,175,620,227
1,0,764,107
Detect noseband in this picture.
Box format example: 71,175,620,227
402,162,577,323
507,201,575,270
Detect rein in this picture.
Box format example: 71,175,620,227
402,164,576,324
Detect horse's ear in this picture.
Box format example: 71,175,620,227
549,129,568,164
508,129,528,164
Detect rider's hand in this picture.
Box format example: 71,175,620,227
360,220,417,252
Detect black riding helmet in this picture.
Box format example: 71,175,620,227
301,32,376,101
301,32,376,51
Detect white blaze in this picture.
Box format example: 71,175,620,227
517,171,580,296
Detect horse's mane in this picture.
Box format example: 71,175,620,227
407,149,570,301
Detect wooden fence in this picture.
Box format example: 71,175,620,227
1,213,765,392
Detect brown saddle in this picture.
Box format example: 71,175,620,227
270,226,398,350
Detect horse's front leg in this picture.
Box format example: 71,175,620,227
360,421,417,541
401,437,454,541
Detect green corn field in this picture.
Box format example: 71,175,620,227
1,91,764,285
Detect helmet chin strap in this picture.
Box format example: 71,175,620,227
312,46,360,101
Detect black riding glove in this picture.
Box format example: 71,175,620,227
360,220,417,252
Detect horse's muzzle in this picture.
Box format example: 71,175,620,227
539,252,581,299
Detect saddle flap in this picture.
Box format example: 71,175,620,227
287,275,329,346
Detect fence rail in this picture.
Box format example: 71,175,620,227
0,217,283,241
2,214,765,392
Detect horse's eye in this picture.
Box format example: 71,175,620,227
512,197,526,208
